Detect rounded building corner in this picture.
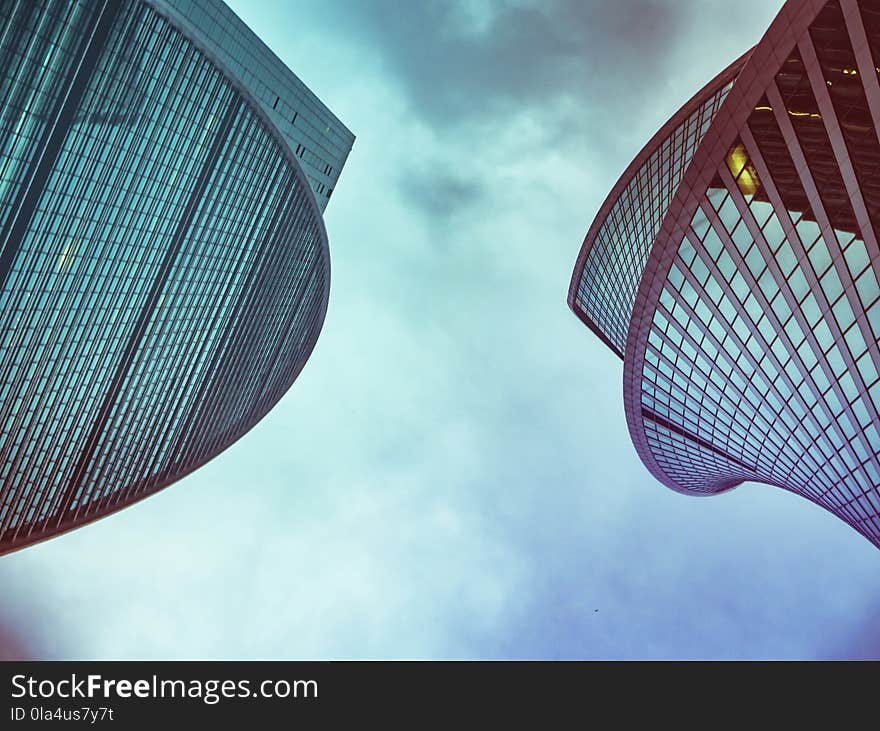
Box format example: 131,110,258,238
573,0,880,547
0,0,343,554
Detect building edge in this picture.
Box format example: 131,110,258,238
566,50,753,338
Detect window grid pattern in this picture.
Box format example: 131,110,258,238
636,2,880,545
147,0,354,210
0,0,329,551
573,78,735,355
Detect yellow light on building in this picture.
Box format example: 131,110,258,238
725,143,759,196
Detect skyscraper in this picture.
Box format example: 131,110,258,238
569,0,880,547
0,0,354,553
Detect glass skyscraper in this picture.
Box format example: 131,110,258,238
570,0,880,547
0,0,354,553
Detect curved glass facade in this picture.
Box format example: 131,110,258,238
570,60,743,356
148,0,354,211
0,0,337,552
571,0,880,547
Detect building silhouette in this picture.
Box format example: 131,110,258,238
570,0,880,547
0,0,353,553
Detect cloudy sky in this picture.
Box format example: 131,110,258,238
3,0,880,660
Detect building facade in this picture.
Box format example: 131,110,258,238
0,0,354,553
569,0,880,547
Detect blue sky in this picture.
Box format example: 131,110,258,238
2,0,879,659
